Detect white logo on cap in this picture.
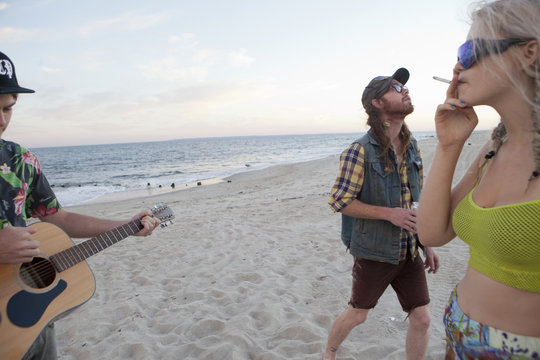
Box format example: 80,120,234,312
0,60,14,79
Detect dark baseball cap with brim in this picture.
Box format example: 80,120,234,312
0,51,35,94
361,67,409,110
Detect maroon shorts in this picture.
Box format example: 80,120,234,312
349,254,430,312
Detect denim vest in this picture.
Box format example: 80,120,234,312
341,131,422,264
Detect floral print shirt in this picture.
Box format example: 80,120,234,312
0,140,61,228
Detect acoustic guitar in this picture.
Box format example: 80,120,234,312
0,203,175,360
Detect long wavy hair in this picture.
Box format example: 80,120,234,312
364,103,412,168
470,0,540,180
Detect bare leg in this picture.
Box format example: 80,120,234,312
405,304,431,360
323,306,369,360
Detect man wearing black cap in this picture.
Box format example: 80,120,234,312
0,52,161,359
323,68,440,360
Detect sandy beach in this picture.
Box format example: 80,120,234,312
53,131,491,360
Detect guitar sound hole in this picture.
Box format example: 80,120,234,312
19,257,57,289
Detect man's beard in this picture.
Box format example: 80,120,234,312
381,98,414,116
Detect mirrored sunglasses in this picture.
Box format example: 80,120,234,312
390,83,407,93
457,38,531,69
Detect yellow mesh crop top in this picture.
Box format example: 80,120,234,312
452,182,540,293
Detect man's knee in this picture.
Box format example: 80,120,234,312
345,305,369,326
408,305,431,331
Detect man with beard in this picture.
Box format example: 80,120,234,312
322,68,440,360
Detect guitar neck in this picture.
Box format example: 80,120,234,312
49,219,144,272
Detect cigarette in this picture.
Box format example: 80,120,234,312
433,76,451,84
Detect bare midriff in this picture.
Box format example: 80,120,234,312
457,266,540,336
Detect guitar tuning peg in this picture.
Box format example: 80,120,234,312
160,221,172,228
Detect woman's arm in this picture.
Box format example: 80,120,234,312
417,71,480,246
418,141,490,246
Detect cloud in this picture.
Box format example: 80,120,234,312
14,80,270,144
192,49,217,65
0,27,37,43
228,48,254,67
78,12,168,37
76,52,107,71
41,67,60,73
0,2,8,11
168,33,198,47
136,57,208,83
161,82,263,104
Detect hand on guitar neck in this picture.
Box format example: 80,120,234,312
0,203,174,360
0,206,163,265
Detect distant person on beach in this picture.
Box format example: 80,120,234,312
417,0,540,357
323,67,440,360
0,51,161,359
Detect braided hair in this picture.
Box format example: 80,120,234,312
471,0,540,180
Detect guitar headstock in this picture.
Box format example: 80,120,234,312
151,203,175,226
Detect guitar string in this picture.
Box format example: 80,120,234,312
16,215,168,286
17,234,123,284
16,208,173,285
19,265,56,287
18,238,112,282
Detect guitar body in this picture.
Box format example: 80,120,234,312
0,222,96,360
0,203,174,359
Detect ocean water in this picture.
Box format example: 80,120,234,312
31,132,436,207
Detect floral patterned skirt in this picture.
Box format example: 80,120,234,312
444,287,540,359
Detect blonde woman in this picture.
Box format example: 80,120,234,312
417,0,540,358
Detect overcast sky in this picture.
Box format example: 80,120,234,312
1,0,499,147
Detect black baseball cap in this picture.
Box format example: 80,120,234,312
0,51,35,94
361,67,409,110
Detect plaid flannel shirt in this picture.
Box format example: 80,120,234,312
329,142,423,260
